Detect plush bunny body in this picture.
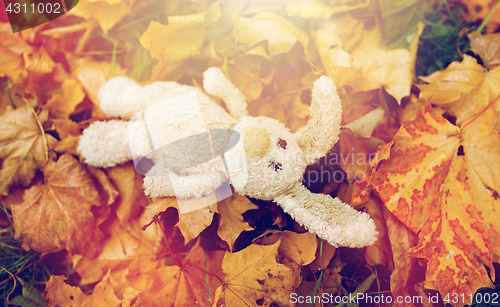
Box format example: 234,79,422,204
78,68,378,248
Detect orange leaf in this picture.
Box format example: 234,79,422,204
383,205,420,305
0,104,48,196
74,213,162,295
45,79,85,118
131,239,224,307
23,46,56,75
370,103,500,304
11,154,105,257
106,162,150,224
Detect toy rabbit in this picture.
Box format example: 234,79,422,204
78,68,378,248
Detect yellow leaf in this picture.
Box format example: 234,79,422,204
227,54,271,101
418,55,485,105
143,196,218,244
140,14,206,63
70,0,135,33
54,134,81,155
344,107,385,138
418,55,500,127
232,12,309,57
45,79,85,118
253,230,318,266
44,271,121,307
213,241,299,307
351,23,424,103
217,194,258,251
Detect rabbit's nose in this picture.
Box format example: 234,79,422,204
243,127,271,158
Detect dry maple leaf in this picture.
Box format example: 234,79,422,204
253,230,317,266
213,241,300,307
74,212,162,296
44,78,85,118
140,2,221,67
144,193,257,247
418,55,500,127
0,104,48,196
217,194,258,251
69,0,137,34
23,46,56,75
369,103,500,305
106,161,150,223
141,16,205,63
144,196,218,244
0,23,31,83
43,271,121,307
351,23,423,104
11,154,105,258
130,239,224,307
232,11,309,58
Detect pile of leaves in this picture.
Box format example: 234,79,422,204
1,0,500,306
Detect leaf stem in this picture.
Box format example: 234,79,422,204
6,79,16,109
461,93,500,129
477,0,500,33
205,251,212,302
155,216,182,267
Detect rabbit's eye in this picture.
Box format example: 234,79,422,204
277,138,287,149
269,161,283,172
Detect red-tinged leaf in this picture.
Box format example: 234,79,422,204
11,154,105,258
370,103,500,305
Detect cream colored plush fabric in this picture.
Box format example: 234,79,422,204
297,76,343,165
275,184,377,247
78,68,378,248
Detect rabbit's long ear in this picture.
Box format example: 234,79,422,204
274,183,378,248
297,76,342,165
203,67,248,119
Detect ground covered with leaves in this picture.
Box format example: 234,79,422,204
1,0,500,306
